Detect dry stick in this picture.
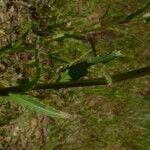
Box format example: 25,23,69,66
0,66,150,96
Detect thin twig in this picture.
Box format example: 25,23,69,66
0,66,149,96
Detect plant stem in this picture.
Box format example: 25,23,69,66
0,66,150,96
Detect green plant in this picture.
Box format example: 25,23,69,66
0,1,150,149
0,0,150,120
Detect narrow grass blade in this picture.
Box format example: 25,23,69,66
51,32,85,42
120,2,150,23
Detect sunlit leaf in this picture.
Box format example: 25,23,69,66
7,94,70,119
143,12,150,22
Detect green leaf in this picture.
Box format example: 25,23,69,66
87,50,123,64
57,70,72,82
143,12,150,22
57,51,123,82
58,61,90,82
7,94,70,119
120,2,150,23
